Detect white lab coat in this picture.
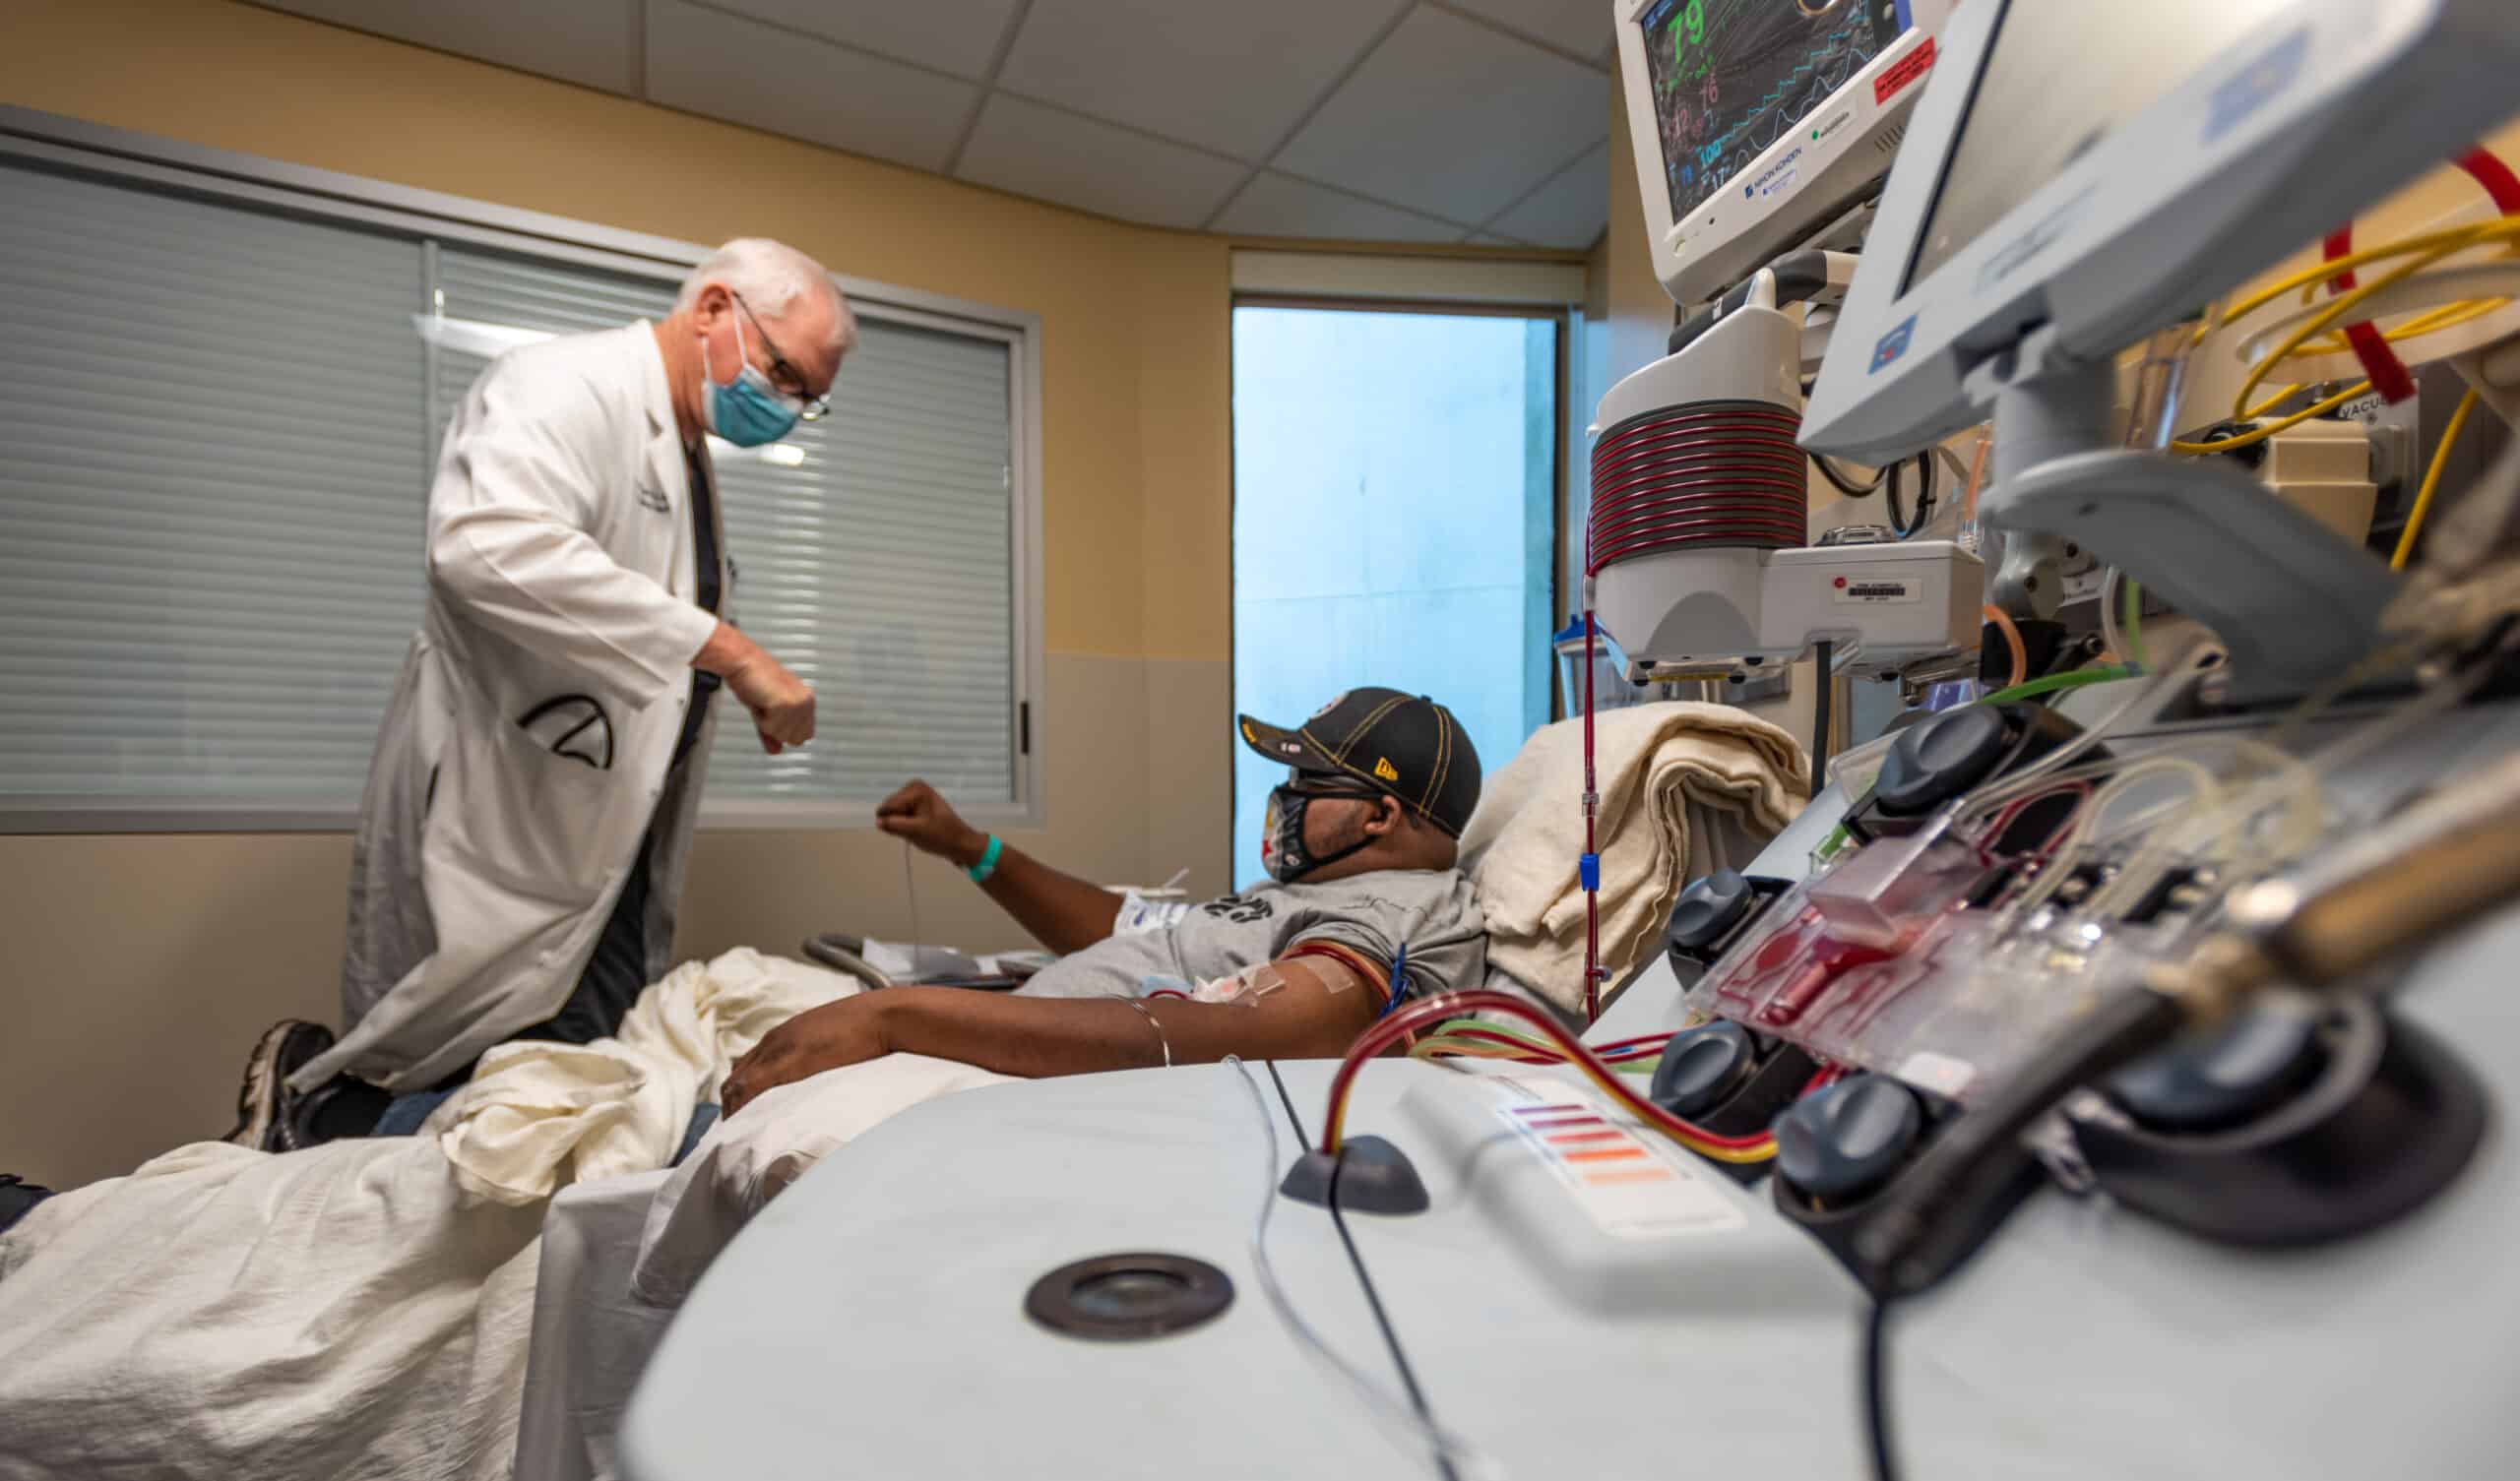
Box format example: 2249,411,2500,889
291,322,728,1093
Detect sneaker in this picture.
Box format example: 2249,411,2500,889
278,1076,391,1151
224,1019,336,1151
0,1174,56,1237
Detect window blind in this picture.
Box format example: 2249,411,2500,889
0,160,428,808
0,158,1024,824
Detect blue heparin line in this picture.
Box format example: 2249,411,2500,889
1374,942,1413,1021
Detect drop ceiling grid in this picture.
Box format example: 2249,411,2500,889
249,0,1613,247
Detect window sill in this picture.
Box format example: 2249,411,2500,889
0,798,1045,835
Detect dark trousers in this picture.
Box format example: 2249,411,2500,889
522,825,660,1049
327,820,666,1137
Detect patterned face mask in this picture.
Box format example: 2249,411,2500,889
1261,771,1386,883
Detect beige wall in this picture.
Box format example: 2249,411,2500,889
1603,86,1674,401
0,0,1239,1187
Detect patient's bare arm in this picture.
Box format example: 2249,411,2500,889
875,779,1122,955
721,954,1385,1114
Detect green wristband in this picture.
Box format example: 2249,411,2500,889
967,833,1004,885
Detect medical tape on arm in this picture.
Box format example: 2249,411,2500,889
1192,963,1277,1004
1181,954,1344,1005
1283,941,1390,1007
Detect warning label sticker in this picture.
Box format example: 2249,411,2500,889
1874,37,1936,105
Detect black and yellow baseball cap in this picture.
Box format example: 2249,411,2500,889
1237,687,1482,839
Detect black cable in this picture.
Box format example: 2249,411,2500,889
1865,1300,1904,1481
1265,1057,1310,1144
1814,453,1886,498
1266,1060,1462,1481
1885,451,1938,538
1327,1160,1451,1476
1812,640,1834,795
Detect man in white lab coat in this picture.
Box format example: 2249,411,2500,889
230,238,855,1149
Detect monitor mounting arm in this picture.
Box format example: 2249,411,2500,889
1958,329,2141,620
1972,339,2397,702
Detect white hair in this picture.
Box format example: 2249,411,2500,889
675,237,854,354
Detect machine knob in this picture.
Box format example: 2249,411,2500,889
1872,706,2012,816
1649,1020,1759,1118
2108,998,2328,1134
1773,1074,1923,1203
1667,870,1756,961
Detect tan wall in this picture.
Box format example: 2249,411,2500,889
0,0,1236,1187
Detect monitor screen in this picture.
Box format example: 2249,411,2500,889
1638,0,1906,226
1902,0,2299,290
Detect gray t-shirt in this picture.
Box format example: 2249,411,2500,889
1015,868,1486,1007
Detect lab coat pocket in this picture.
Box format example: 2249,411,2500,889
441,707,643,907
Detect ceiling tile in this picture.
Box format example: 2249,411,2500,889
1210,172,1467,243
256,0,637,93
1486,141,1608,248
645,0,977,172
1468,232,1528,246
1274,7,1607,224
996,0,1410,162
955,95,1248,229
690,0,1022,79
1443,0,1614,64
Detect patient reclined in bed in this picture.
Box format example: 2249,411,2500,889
0,691,1498,1480
0,693,1803,1480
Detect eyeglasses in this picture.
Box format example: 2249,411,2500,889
732,291,831,422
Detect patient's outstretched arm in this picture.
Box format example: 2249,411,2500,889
722,954,1386,1113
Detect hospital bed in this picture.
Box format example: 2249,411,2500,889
610,687,2520,1480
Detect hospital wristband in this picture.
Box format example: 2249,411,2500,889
966,833,1005,885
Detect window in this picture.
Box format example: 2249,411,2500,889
0,120,1040,832
1230,303,1560,885
0,163,428,818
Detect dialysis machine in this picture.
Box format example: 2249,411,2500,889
626,4,2520,1479
1590,0,1978,696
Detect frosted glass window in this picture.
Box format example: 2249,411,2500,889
1230,305,1557,887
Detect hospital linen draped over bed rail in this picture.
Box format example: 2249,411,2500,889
0,950,850,1480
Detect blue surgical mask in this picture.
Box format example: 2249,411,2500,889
700,309,802,447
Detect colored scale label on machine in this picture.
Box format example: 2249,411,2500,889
1496,1094,1747,1240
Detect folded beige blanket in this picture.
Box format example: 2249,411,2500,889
1461,702,1808,1014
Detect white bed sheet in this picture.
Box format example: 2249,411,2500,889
511,1054,1018,1481
514,1170,675,1481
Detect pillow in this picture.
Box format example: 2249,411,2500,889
628,1051,1017,1306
